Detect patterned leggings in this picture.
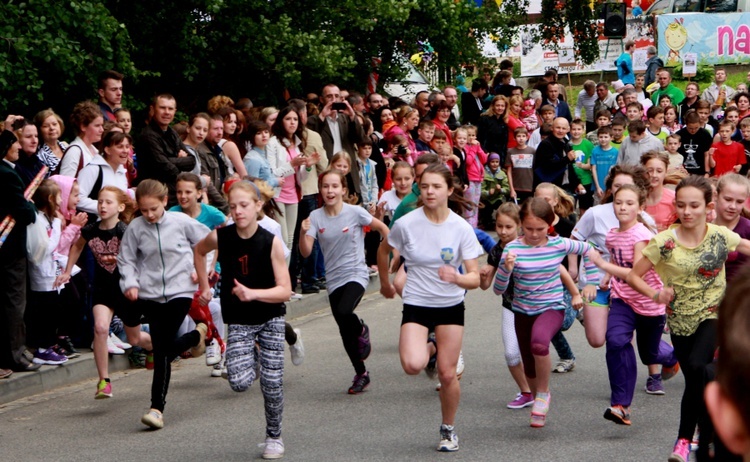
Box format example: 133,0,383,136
463,181,481,228
225,317,285,438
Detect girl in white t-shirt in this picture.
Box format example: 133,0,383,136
378,163,483,453
300,170,389,394
377,161,414,223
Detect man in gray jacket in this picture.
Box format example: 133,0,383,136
617,120,665,166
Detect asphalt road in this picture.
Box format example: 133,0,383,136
0,286,685,462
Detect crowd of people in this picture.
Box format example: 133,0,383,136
2,61,750,461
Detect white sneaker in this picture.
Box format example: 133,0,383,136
290,328,305,366
260,437,284,459
437,425,459,452
107,335,125,355
289,292,303,301
211,362,223,377
109,333,132,350
205,338,221,366
456,351,465,380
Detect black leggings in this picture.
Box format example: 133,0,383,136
329,282,366,375
671,319,717,441
141,298,199,413
25,290,62,349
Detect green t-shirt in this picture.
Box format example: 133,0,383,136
641,224,740,336
571,139,594,185
650,84,685,106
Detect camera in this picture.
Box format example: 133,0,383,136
331,102,347,111
11,117,25,131
396,145,407,155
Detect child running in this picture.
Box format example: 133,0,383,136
60,186,137,398
378,163,482,452
169,172,228,372
588,184,678,426
194,180,291,460
117,179,210,429
300,169,389,394
625,175,750,462
713,174,750,283
493,197,600,428
479,203,534,409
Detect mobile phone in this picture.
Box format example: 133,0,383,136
331,102,347,111
11,118,25,131
397,145,407,155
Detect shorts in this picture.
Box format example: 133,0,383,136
578,183,594,209
401,302,465,329
115,297,147,328
93,289,135,324
589,288,611,307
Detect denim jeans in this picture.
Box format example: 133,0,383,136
290,194,319,291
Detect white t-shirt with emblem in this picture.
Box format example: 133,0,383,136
388,207,483,307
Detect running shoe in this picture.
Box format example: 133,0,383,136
260,437,285,460
211,362,223,377
290,328,305,366
348,371,370,394
437,424,459,452
425,334,438,379
32,348,68,365
205,338,221,366
95,379,112,399
289,292,303,301
141,409,164,429
507,392,534,409
690,428,700,452
128,350,146,368
645,374,665,395
52,343,79,359
315,278,327,290
358,319,371,361
107,335,125,355
668,438,690,462
530,393,551,428
109,333,132,350
603,405,631,425
552,358,575,373
190,323,208,358
57,336,80,357
662,362,680,381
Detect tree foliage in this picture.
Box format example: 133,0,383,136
536,0,599,65
1,0,528,120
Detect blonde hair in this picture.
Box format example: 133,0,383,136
330,151,353,170
227,180,260,202
135,179,168,202
506,95,524,122
207,95,234,115
33,179,61,217
535,182,575,218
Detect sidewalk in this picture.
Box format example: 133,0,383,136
0,276,383,406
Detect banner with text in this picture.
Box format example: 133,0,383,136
657,12,750,67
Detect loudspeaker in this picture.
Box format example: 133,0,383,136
603,3,627,37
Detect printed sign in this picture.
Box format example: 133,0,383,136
657,13,750,67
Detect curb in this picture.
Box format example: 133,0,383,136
0,276,382,406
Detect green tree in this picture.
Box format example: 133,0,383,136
0,0,137,115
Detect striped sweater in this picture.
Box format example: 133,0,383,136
493,236,599,316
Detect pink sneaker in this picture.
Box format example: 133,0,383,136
668,438,690,462
507,392,534,409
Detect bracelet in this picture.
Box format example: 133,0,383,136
652,290,660,302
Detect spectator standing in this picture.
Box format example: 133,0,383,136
97,70,124,122
576,81,599,133
651,70,685,107
543,84,572,122
615,41,635,86
644,46,663,89
59,101,104,178
34,109,68,173
461,79,488,126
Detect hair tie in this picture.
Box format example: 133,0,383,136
548,225,558,236
242,179,262,199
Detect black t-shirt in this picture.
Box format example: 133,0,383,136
217,225,285,325
554,216,575,238
676,127,713,176
81,221,127,294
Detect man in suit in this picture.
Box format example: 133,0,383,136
306,84,366,196
543,83,572,122
461,79,488,126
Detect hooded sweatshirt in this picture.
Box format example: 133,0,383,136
49,174,82,256
117,210,210,302
617,133,665,166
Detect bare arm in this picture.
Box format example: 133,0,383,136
223,141,248,178
195,230,219,304
299,218,315,258
377,238,396,298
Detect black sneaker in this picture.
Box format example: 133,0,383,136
301,286,320,294
348,371,370,394
52,343,79,359
58,336,80,357
316,278,327,290
358,319,371,360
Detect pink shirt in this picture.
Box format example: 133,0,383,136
278,145,299,204
606,223,665,316
646,188,676,232
465,144,488,182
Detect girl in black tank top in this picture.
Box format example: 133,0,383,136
194,180,291,460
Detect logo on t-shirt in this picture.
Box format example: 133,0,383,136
440,247,455,265
319,228,325,234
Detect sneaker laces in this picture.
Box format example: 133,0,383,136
258,439,284,450
440,424,455,440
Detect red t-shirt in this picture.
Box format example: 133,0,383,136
507,115,525,150
712,141,746,176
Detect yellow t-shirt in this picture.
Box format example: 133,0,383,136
642,223,740,336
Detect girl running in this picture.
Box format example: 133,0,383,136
170,173,228,372
713,174,750,283
588,184,678,426
117,179,210,429
493,197,599,428
60,186,138,398
642,151,676,232
378,164,482,452
479,202,534,409
625,175,750,462
300,169,389,394
194,180,291,460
